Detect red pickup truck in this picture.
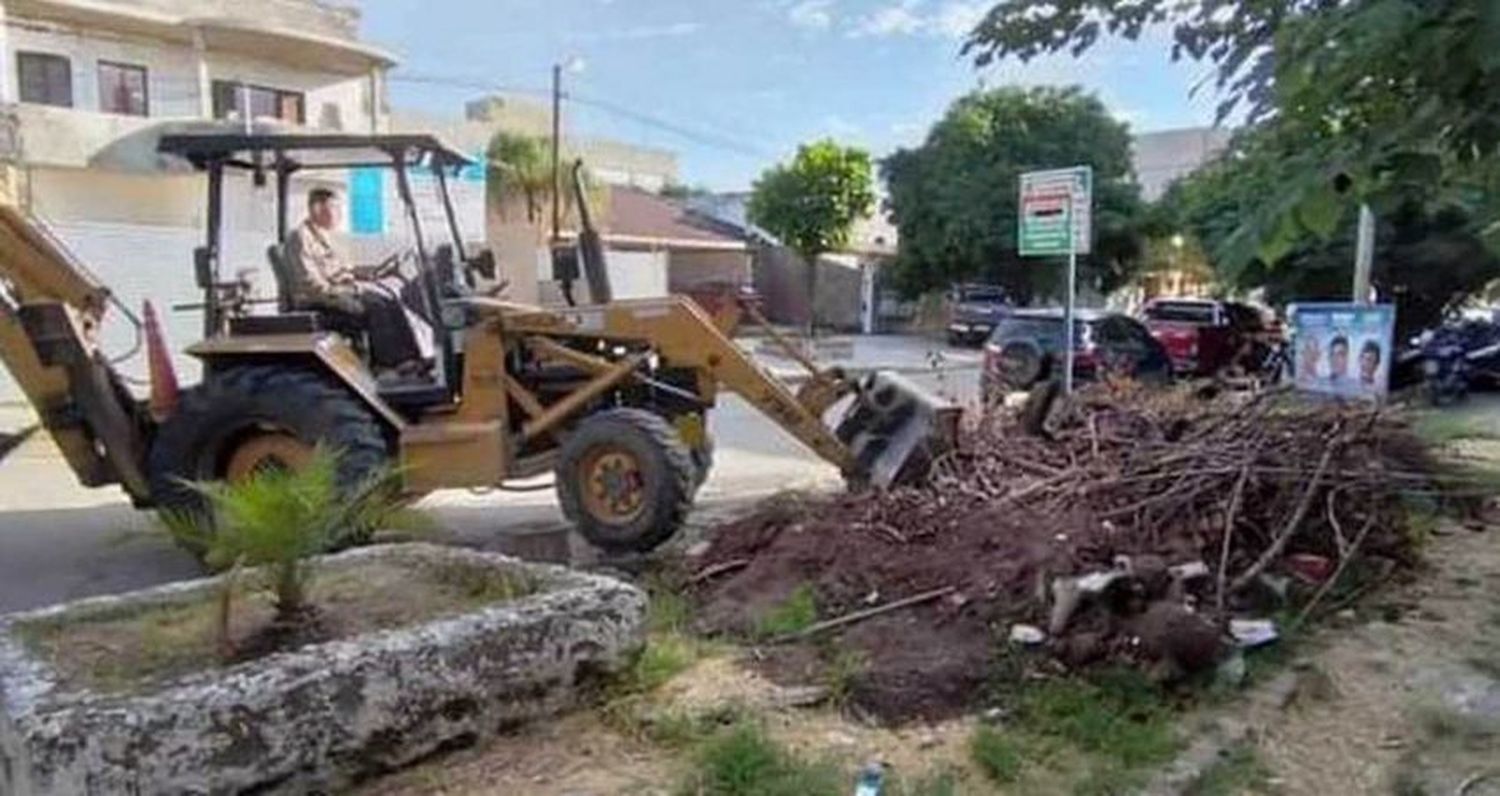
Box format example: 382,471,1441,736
1141,298,1269,376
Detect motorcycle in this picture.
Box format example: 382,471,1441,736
1421,331,1472,406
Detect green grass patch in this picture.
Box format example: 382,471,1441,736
1018,669,1178,768
969,667,1182,792
1413,412,1500,446
819,646,866,710
677,721,845,796
645,571,696,636
970,725,1025,784
889,768,960,796
1185,744,1278,796
628,633,701,694
755,584,818,639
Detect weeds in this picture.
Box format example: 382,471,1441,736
889,768,960,796
755,584,818,639
677,721,844,796
970,725,1024,784
1413,412,1500,446
820,646,866,710
1185,744,1277,795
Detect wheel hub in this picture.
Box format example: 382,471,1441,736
581,448,646,523
225,432,315,482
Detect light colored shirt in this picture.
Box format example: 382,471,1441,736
285,220,357,306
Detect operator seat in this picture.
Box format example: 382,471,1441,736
245,243,367,342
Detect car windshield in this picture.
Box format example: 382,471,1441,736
959,287,1007,303
992,316,1087,348
1145,302,1217,324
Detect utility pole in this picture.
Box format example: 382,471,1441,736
550,62,562,244
1352,204,1375,305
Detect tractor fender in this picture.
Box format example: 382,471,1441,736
184,333,406,431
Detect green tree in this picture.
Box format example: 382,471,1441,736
487,131,552,225
1159,126,1500,337
748,140,875,334
964,0,1500,251
882,86,1145,301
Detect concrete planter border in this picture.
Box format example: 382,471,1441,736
0,543,647,795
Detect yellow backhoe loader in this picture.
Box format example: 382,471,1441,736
0,131,956,554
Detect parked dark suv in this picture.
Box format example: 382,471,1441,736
947,284,1011,347
982,309,1173,395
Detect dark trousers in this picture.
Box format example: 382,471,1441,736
354,279,434,370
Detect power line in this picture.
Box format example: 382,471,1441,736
388,72,769,159
567,91,769,158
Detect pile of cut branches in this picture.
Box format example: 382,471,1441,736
693,385,1475,720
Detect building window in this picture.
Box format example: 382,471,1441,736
17,52,73,108
211,81,305,125
98,61,148,117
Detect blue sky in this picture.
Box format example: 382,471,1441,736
360,0,1220,190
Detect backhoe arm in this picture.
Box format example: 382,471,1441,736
0,173,151,499
503,296,861,475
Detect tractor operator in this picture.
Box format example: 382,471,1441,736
286,187,435,381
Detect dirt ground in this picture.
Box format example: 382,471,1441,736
1231,520,1500,795
358,512,1500,796
361,655,984,796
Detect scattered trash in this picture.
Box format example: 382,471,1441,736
854,760,886,796
1216,650,1248,688
1229,618,1281,649
1284,553,1334,584
1009,624,1047,645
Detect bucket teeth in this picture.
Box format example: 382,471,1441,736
835,371,960,488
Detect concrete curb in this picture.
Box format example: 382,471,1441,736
0,544,647,795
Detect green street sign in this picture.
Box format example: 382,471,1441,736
1019,166,1092,257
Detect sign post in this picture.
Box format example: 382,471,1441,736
1020,166,1093,394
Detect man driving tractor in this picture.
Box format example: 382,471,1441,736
285,187,435,382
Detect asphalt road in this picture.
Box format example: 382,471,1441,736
0,368,979,614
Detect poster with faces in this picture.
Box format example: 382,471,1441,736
1291,303,1395,401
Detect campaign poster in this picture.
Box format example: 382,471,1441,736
1290,303,1396,400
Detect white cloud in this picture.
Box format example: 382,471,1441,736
931,2,986,38
571,22,703,42
850,0,987,39
787,0,834,30
851,1,925,37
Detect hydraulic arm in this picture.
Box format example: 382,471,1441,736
0,172,151,500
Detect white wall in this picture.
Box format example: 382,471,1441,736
6,16,375,135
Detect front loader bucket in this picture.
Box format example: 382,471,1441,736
835,371,960,488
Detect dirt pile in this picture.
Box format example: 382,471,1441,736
692,385,1469,724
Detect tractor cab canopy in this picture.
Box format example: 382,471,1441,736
157,130,493,346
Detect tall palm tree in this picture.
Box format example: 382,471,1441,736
487,131,552,225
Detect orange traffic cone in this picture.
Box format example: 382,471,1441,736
144,300,179,422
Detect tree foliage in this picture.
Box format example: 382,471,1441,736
748,140,875,264
965,0,1500,253
163,450,423,629
882,86,1145,301
487,132,552,225
1159,127,1500,337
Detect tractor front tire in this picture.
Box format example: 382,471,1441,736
556,408,695,555
147,366,391,553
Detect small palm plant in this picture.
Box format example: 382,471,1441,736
162,448,425,656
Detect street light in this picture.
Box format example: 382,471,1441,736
551,56,586,243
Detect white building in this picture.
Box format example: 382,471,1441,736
0,0,397,400
1132,126,1233,201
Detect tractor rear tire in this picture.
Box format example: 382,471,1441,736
556,408,695,555
147,366,391,554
